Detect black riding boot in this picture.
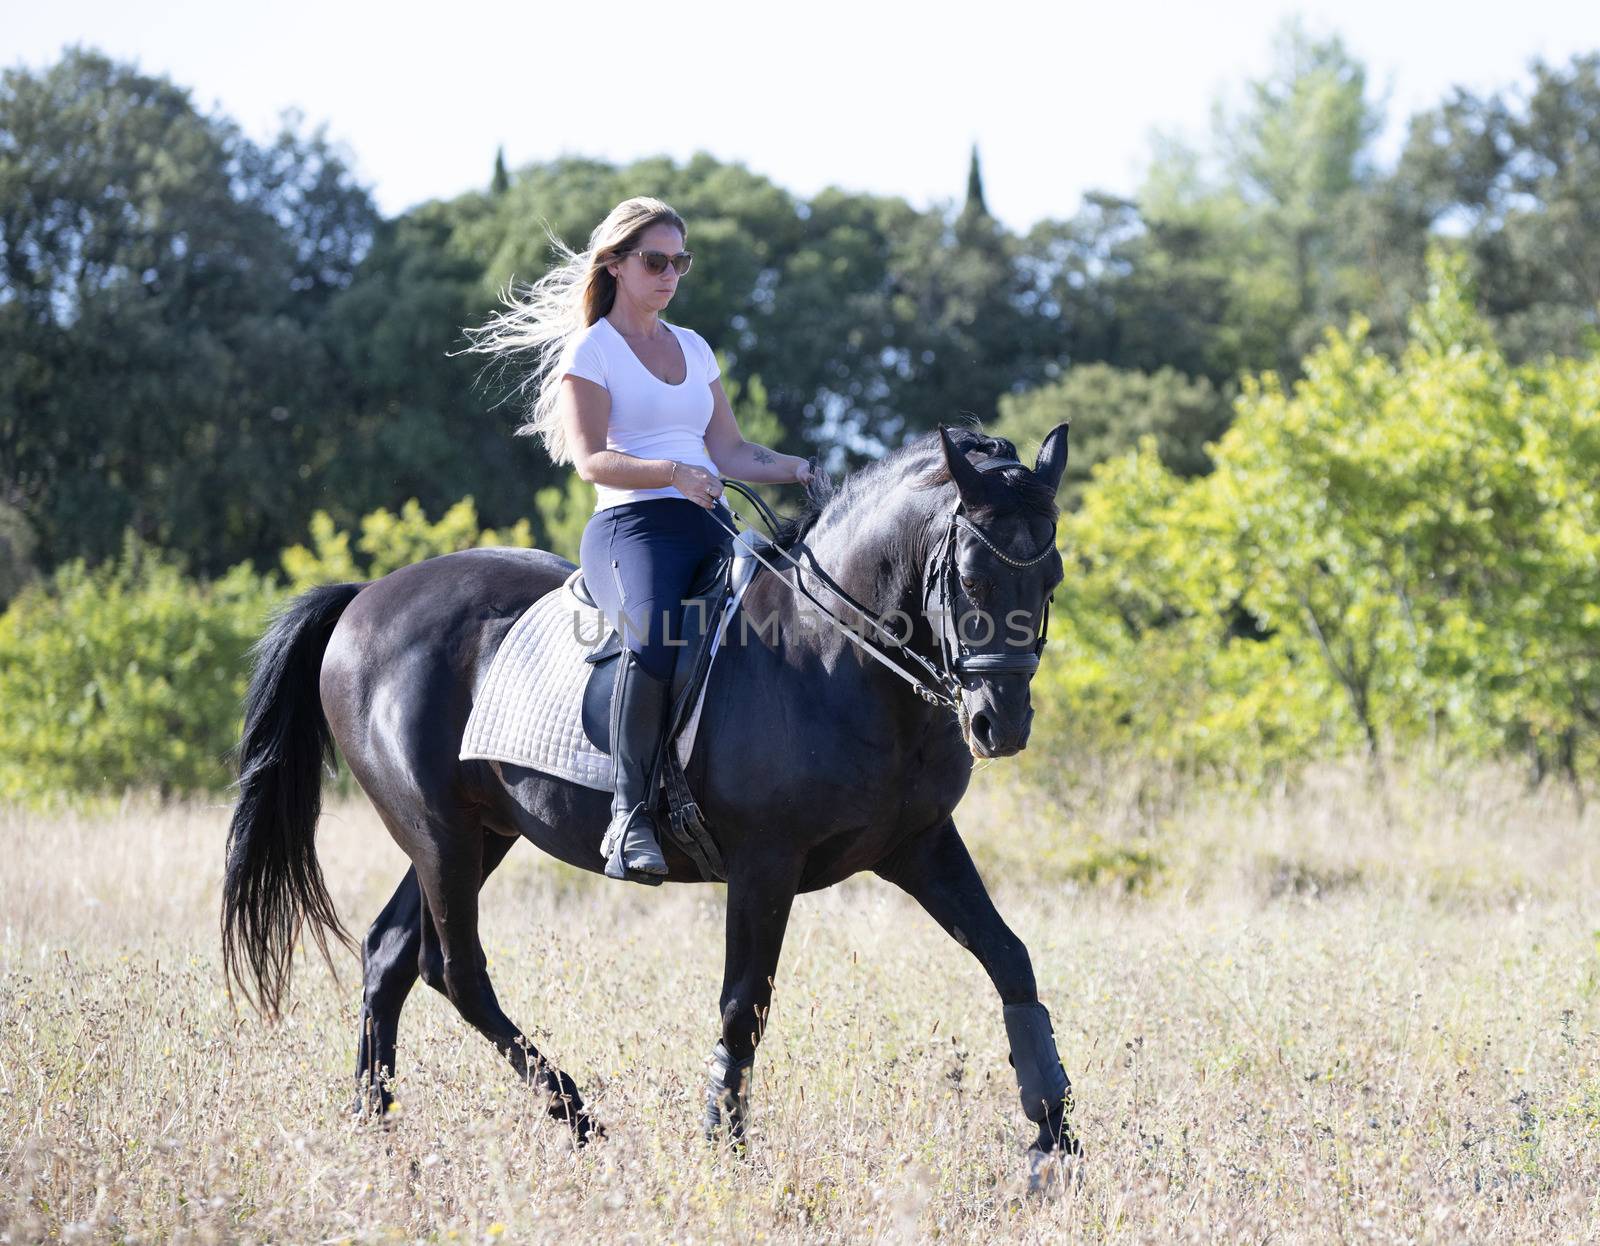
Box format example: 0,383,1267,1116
599,649,671,884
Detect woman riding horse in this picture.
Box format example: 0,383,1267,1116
220,203,1078,1175
464,197,814,882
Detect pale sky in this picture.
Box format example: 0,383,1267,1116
6,0,1598,230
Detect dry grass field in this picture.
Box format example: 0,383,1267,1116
3,760,1598,1243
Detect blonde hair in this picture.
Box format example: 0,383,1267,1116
455,196,688,464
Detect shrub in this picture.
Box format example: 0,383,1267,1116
0,535,281,801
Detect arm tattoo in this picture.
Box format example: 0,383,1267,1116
751,447,776,464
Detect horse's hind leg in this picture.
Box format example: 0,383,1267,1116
354,831,518,1117
414,825,599,1142
354,866,422,1116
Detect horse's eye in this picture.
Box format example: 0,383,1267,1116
960,574,985,598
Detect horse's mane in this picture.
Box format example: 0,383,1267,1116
769,425,1055,551
770,469,835,550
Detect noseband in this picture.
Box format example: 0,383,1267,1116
922,456,1056,682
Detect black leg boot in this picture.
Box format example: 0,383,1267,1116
599,649,671,884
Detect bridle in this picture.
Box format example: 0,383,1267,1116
923,454,1056,682
709,457,1057,715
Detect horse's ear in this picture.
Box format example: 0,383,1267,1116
1033,423,1070,494
938,425,986,507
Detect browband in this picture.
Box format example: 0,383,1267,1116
970,456,1024,474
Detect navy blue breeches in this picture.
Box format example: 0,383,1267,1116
578,497,735,681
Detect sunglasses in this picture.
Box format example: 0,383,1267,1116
630,249,693,276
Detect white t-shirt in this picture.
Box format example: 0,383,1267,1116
558,317,723,511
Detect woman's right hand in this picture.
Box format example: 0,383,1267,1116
670,461,723,509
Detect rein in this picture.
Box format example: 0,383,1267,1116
708,461,1056,715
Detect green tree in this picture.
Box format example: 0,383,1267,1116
1024,439,1334,786
1122,22,1385,379
994,364,1232,506
315,198,553,537
1030,249,1600,780
1393,52,1600,359
964,143,989,219
1016,193,1237,381
0,47,378,575
734,187,918,456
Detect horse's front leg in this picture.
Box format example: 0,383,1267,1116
705,849,802,1148
876,818,1079,1168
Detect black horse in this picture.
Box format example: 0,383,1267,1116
222,423,1076,1170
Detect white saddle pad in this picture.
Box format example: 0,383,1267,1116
459,534,767,792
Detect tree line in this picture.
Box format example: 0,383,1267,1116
5,250,1593,801
4,32,1598,587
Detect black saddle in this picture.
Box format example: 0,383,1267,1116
570,549,734,882
573,548,733,754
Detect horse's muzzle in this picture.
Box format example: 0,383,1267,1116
965,702,1034,758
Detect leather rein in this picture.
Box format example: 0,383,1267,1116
707,458,1057,715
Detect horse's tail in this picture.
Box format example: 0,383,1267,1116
221,581,364,1019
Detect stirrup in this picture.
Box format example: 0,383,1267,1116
601,806,668,885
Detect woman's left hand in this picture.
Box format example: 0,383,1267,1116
793,457,814,486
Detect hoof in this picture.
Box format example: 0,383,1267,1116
542,1081,604,1146
702,1112,748,1156
351,1102,399,1132
1026,1145,1085,1198
350,1083,395,1125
